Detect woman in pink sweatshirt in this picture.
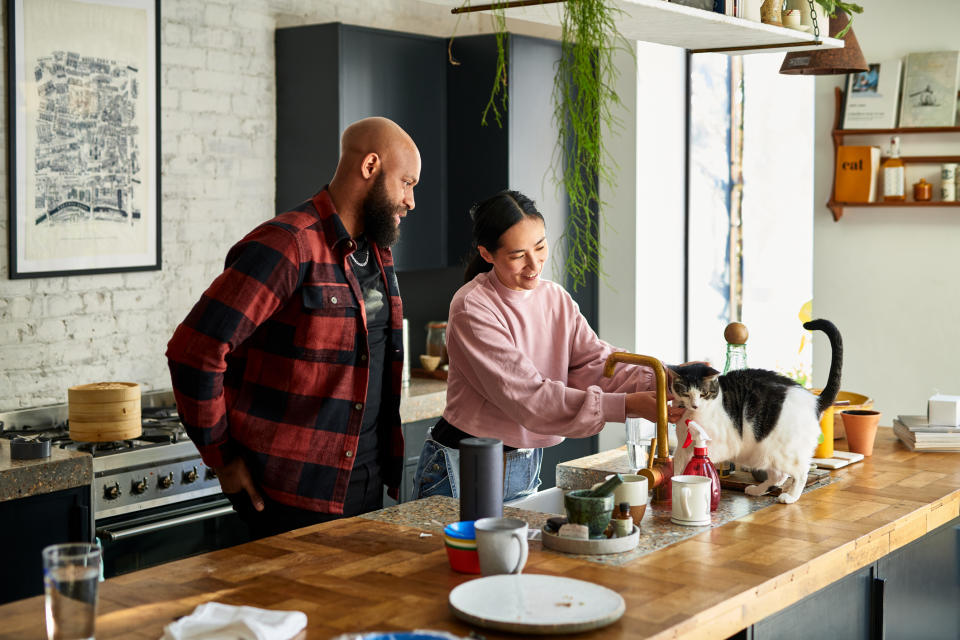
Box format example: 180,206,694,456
413,190,684,502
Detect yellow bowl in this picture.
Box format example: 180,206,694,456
813,389,873,439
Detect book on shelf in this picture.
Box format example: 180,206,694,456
834,145,881,202
896,415,960,433
899,50,960,128
843,60,902,129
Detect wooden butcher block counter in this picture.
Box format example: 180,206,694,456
1,428,958,639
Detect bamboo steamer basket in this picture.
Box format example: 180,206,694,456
68,382,142,442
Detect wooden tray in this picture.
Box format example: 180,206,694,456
541,525,639,555
410,367,447,381
719,468,830,496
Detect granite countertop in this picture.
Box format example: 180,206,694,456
400,377,446,423
0,440,92,503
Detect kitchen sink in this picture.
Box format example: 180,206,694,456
504,486,566,514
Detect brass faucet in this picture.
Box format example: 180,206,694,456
603,352,674,503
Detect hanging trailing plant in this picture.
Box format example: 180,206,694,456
453,0,628,290
552,0,627,291
480,3,509,127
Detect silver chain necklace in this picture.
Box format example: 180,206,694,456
349,246,369,267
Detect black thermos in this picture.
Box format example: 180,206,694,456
459,437,503,522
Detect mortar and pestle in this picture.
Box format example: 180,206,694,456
603,353,674,504
563,474,623,538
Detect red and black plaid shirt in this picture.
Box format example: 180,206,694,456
166,190,405,514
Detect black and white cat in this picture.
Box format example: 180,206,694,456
669,319,842,504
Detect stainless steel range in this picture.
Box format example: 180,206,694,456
0,390,249,577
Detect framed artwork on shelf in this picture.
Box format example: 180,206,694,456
8,0,160,279
898,50,960,128
842,60,902,129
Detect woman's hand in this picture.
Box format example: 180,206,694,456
626,390,686,423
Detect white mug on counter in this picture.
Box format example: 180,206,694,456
671,475,712,526
591,473,648,525
474,517,528,576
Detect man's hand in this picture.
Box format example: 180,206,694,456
626,390,686,424
215,457,264,511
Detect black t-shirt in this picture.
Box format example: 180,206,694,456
348,235,390,469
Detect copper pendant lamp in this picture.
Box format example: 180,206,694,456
779,10,868,75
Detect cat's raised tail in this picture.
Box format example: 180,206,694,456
803,319,843,416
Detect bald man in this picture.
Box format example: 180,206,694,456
167,117,421,538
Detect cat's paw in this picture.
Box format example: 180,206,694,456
777,493,798,504
744,484,766,496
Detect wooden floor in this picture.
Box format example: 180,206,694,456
2,428,959,639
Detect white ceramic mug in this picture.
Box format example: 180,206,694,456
671,475,712,526
474,517,529,576
592,474,648,525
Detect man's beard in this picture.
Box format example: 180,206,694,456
362,174,404,247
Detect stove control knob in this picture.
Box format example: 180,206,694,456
131,477,148,495
182,467,198,484
158,472,174,489
104,482,121,500
205,467,217,480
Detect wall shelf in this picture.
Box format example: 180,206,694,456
426,0,844,54
828,87,960,221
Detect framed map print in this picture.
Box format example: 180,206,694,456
8,0,160,278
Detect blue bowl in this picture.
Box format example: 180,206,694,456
443,520,476,540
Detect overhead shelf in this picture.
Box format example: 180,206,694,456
425,0,844,54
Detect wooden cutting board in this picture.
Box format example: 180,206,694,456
720,467,830,496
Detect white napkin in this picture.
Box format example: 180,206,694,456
160,602,307,640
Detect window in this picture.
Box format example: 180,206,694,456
687,53,815,382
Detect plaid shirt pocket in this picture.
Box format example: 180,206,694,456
297,282,359,357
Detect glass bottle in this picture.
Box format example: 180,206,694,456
722,322,748,374
882,136,905,202
718,322,749,477
425,321,448,366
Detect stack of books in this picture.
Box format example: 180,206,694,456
893,415,960,452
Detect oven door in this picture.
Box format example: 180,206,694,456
95,495,251,578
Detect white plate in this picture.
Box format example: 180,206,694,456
448,574,625,634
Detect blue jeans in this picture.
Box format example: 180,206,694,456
413,436,543,502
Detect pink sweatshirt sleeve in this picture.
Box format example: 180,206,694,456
566,311,655,395
448,301,627,439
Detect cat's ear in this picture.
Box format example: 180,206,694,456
705,367,720,377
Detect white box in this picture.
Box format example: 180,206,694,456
928,394,960,427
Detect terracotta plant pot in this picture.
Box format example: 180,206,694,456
841,410,882,456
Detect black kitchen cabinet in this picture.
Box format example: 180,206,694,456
276,23,447,271
382,417,435,507
0,485,91,604
446,33,598,327
876,516,960,639
738,515,960,639
750,564,875,639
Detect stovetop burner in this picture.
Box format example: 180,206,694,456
1,400,187,457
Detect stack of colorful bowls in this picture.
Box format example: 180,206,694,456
443,521,480,574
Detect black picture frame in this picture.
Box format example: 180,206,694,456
7,0,160,279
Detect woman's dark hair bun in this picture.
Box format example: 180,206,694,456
462,190,544,284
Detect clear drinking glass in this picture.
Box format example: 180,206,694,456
43,543,100,640
625,418,653,470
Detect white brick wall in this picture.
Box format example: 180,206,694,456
0,0,555,410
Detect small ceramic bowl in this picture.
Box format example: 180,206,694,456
443,521,476,540
420,354,442,371
444,542,481,573
563,489,614,538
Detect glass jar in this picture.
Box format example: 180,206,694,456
425,321,448,366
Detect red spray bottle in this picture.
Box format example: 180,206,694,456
682,419,721,511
